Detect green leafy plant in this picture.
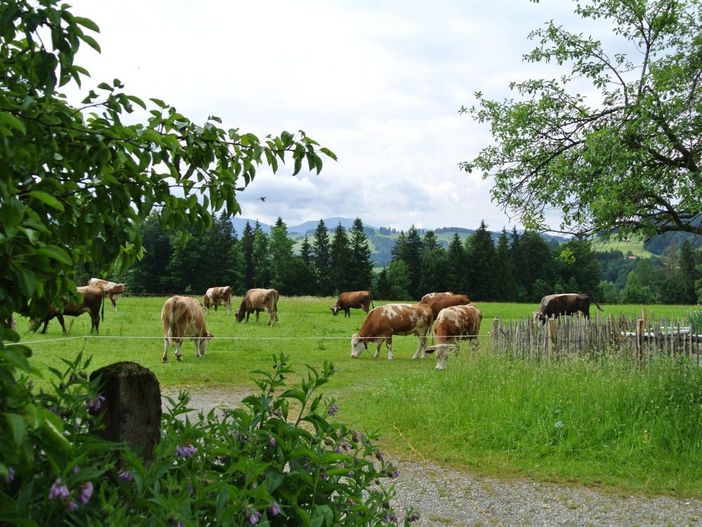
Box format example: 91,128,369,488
0,351,417,526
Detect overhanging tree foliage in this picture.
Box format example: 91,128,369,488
463,0,702,238
0,0,335,325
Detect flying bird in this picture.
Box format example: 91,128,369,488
259,196,267,202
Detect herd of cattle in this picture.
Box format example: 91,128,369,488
30,281,603,370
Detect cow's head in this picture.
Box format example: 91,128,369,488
234,309,245,322
330,306,340,316
533,311,546,324
198,331,214,355
350,333,367,357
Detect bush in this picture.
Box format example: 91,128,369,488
687,309,702,334
0,347,416,526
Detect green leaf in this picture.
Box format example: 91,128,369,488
80,34,101,52
0,112,26,134
5,413,27,446
320,147,337,161
28,191,64,211
73,16,100,32
35,245,73,265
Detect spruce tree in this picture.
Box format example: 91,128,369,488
269,217,295,294
313,220,333,296
446,233,467,294
330,223,352,292
494,229,517,301
252,224,271,287
349,218,374,291
466,220,497,300
241,221,256,290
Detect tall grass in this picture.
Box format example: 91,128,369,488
12,296,702,495
344,350,702,494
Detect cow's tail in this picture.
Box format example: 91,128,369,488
587,292,605,311
101,290,106,321
167,298,177,344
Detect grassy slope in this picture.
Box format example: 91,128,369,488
15,296,702,496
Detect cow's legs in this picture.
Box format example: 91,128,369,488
162,339,170,362
411,331,428,359
90,311,100,333
56,313,67,334
386,337,394,360
175,340,183,361
373,339,383,359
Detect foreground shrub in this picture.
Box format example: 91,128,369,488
0,347,415,526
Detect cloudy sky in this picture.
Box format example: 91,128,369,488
68,0,588,232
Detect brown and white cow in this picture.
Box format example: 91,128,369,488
88,278,127,310
235,288,279,326
330,290,374,317
161,295,213,362
426,304,483,370
34,285,104,334
351,303,433,360
203,286,233,314
419,293,471,318
420,291,454,303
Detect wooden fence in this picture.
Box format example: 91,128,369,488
490,312,702,364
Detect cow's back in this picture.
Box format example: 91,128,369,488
434,304,482,343
359,303,433,337
421,294,471,317
162,296,205,338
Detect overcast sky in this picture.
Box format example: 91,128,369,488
68,0,589,232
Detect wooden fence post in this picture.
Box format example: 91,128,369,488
548,318,557,360
636,318,644,366
492,318,499,353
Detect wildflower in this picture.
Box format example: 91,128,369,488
268,436,276,448
79,481,93,504
246,508,261,525
5,467,15,484
117,469,134,482
67,500,79,512
86,394,106,414
389,469,399,479
48,479,70,500
269,502,281,516
384,512,398,522
327,403,338,417
176,444,197,458
72,466,81,474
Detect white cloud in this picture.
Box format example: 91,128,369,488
67,0,594,232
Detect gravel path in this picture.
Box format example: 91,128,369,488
162,386,702,526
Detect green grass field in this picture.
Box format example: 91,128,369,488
13,296,702,496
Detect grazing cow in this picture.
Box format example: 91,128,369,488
235,288,279,326
330,290,374,317
420,293,471,318
534,293,604,324
426,305,483,370
161,295,213,362
420,291,454,303
203,286,233,314
34,285,104,334
88,278,127,310
351,303,433,360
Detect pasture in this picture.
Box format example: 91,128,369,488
13,296,702,496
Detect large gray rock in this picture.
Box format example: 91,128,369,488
90,361,161,464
